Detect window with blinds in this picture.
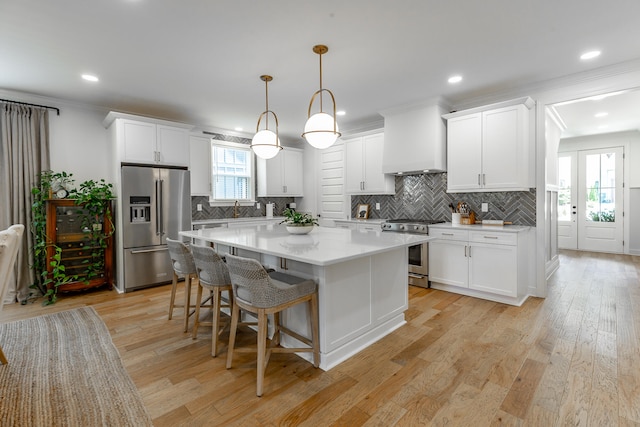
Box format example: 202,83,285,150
211,140,254,202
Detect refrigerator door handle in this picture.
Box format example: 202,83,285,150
158,179,164,236
155,179,161,236
130,247,168,254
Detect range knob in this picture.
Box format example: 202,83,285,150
399,225,405,230
420,225,426,231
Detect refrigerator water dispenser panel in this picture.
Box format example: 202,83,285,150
129,196,151,223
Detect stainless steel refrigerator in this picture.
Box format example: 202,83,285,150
121,165,191,291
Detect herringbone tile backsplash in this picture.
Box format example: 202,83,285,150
352,173,536,226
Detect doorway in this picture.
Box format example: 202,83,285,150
558,147,624,252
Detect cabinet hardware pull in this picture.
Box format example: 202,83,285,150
442,233,454,236
483,236,499,239
483,174,486,186
478,174,481,185
464,246,467,257
468,246,471,257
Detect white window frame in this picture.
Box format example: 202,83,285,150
209,140,255,206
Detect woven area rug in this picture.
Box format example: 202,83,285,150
0,307,153,427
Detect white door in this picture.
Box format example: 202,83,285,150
558,152,578,249
577,147,624,252
318,143,348,223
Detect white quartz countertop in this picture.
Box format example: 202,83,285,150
180,224,434,266
429,222,530,233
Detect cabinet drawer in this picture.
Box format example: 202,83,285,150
469,230,517,245
429,228,468,241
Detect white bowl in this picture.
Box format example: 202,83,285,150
285,225,314,235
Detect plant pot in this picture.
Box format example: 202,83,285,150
285,225,314,235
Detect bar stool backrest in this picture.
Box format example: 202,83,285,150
166,238,196,276
190,245,231,287
225,254,281,308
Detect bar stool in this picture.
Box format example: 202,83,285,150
166,238,202,332
190,245,235,357
224,253,320,397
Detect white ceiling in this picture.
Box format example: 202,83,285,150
2,0,640,143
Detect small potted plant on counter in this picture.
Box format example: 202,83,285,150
280,208,318,234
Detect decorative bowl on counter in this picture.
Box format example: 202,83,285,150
285,225,314,235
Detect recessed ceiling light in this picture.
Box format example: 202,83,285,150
580,50,601,60
81,74,99,82
234,127,243,132
448,75,462,84
336,110,346,116
594,112,608,118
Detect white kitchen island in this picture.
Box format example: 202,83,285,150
180,224,433,370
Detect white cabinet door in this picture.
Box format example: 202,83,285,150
189,136,211,196
157,125,189,166
119,120,189,166
121,120,156,164
345,132,394,195
345,137,364,193
482,105,525,190
446,113,482,191
468,242,518,297
428,240,468,288
257,149,304,197
445,99,532,192
282,149,304,196
362,133,390,193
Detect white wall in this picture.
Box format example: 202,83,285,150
49,104,112,185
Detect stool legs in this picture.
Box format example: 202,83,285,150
0,346,7,365
168,271,180,320
256,309,268,397
183,275,193,332
226,301,241,369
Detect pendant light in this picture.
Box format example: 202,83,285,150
302,45,341,149
251,75,283,159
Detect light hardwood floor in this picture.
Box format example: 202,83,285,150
1,250,639,426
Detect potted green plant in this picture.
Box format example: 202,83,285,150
30,171,114,305
280,208,318,234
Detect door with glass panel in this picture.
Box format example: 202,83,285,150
577,147,623,252
558,152,578,249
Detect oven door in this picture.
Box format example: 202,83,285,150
408,242,429,287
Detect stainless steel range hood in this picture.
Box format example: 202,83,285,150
380,98,449,175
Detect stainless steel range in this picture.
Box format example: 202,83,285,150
381,219,443,288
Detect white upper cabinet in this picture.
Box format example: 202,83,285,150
189,135,211,196
345,132,395,195
104,112,191,167
444,97,535,192
257,148,304,197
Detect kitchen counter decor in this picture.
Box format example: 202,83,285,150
280,208,318,235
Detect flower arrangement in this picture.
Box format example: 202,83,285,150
280,208,319,226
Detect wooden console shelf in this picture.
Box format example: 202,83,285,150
45,199,114,293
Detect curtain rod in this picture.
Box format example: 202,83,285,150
0,98,60,116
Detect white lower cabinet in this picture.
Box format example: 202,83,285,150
468,241,517,297
429,226,529,305
429,239,468,288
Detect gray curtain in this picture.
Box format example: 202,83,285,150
0,103,50,303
